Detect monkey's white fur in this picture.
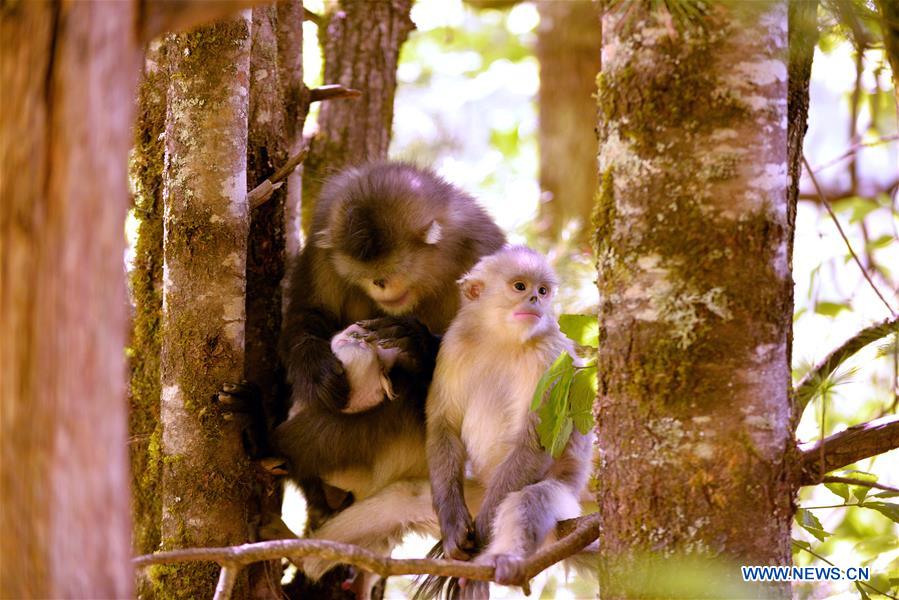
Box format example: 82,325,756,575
427,246,591,595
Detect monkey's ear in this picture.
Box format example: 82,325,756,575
459,277,483,301
423,220,443,245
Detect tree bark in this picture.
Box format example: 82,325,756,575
535,0,601,246
245,1,307,596
129,38,169,600
1,1,138,597
156,15,255,598
595,3,795,597
301,0,415,233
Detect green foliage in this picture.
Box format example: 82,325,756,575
532,315,598,457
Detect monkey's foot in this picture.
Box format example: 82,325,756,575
491,553,526,587
258,456,289,475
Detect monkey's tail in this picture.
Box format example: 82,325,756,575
411,542,464,600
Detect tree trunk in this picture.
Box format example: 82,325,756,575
0,1,138,597
156,15,255,598
535,0,601,246
129,38,169,600
301,0,415,232
245,1,307,596
594,3,795,597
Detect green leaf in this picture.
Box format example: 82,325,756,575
814,301,851,317
531,352,572,411
536,367,573,456
792,539,812,551
549,417,574,459
824,481,850,501
795,508,832,542
855,582,872,600
570,367,597,434
866,234,893,251
559,314,599,348
872,491,899,498
861,501,899,523
841,470,878,502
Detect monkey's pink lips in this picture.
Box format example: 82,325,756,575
513,311,541,320
379,291,411,309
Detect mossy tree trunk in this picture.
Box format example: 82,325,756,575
301,0,415,232
156,15,256,598
129,38,169,600
245,1,307,596
0,1,140,597
535,0,601,247
594,2,801,597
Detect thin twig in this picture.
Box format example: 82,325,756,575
309,84,363,103
792,541,897,600
798,414,899,484
303,8,324,27
213,564,239,600
819,476,899,494
801,155,897,316
247,146,309,209
793,316,899,421
812,134,899,172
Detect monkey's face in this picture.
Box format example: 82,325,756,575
330,228,447,315
460,248,559,343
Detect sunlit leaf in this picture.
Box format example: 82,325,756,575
559,314,599,348
570,366,597,434
841,470,878,503
866,234,893,251
825,481,850,501
814,301,851,317
531,352,572,411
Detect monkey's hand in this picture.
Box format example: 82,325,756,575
216,380,269,459
439,505,477,561
358,317,439,375
286,337,352,413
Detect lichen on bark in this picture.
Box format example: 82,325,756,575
594,2,795,597
157,15,255,599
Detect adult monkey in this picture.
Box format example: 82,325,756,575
226,161,505,516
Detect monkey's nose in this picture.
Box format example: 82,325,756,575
529,296,538,304
373,278,387,289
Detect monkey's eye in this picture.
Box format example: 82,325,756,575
513,281,526,292
538,286,548,296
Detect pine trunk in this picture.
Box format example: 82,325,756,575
0,1,138,597
594,3,796,597
535,0,601,246
156,15,255,598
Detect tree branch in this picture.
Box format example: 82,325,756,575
817,476,899,494
134,513,599,598
303,8,324,27
247,146,309,209
801,155,897,317
794,316,899,421
798,415,899,485
138,0,266,43
309,84,363,103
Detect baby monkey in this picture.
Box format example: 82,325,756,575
422,246,591,599
329,323,401,415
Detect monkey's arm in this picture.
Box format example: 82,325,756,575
474,416,553,546
427,418,476,560
281,306,352,413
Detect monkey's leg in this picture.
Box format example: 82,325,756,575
482,479,580,586
302,479,439,581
